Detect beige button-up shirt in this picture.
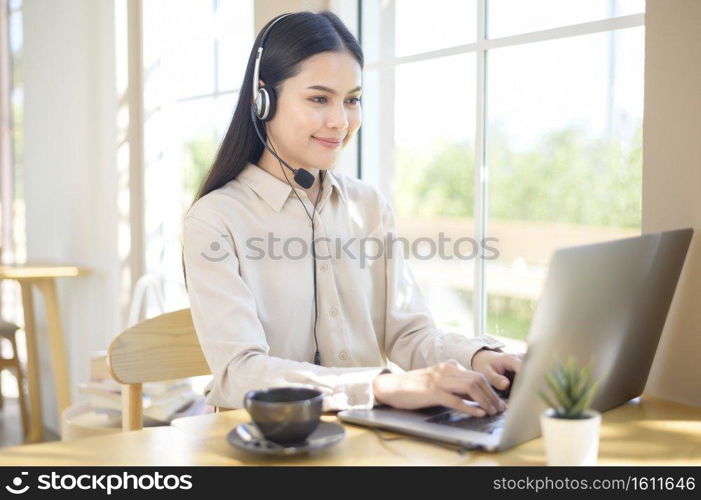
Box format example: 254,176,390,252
182,161,505,411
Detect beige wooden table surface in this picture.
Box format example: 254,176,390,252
0,263,90,443
0,393,699,466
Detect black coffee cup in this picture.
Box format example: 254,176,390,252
244,387,323,445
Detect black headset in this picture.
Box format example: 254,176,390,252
251,14,288,122
250,13,316,190
250,13,325,366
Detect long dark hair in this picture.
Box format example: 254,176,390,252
182,10,364,290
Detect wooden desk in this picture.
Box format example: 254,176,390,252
0,394,699,465
0,264,90,443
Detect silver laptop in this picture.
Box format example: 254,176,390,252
338,228,693,451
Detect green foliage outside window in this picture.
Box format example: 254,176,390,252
395,124,642,229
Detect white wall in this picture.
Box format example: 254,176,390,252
643,0,701,407
22,0,121,432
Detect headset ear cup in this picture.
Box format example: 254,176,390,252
259,85,278,122
254,89,266,120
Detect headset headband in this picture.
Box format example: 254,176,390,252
252,13,294,97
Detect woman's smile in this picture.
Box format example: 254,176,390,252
311,135,344,149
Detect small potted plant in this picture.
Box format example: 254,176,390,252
538,356,601,466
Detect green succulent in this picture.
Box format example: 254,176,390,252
538,356,600,419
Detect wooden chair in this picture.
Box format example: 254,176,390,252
0,319,29,438
107,308,211,431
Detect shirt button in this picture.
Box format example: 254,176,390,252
320,263,329,272
338,350,349,361
329,306,339,317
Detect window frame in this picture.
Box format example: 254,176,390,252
358,0,645,337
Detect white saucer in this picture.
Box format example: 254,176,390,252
226,421,345,456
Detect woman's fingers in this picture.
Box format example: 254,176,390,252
438,393,487,417
473,377,506,412
482,366,511,391
441,361,506,413
479,354,522,392
443,374,502,414
470,374,505,412
499,354,522,373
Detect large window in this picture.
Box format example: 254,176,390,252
361,0,645,348
142,0,254,311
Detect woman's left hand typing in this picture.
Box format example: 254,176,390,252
471,349,524,393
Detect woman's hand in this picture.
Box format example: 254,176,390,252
470,349,524,391
372,359,507,417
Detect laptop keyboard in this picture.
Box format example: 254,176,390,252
425,411,506,434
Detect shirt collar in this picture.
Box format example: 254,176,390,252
237,162,347,212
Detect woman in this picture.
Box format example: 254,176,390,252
182,11,521,417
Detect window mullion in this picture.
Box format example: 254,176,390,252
473,0,487,337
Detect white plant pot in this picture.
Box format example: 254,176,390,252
540,408,601,466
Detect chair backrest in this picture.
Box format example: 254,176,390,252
107,308,210,431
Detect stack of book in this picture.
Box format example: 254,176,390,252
82,351,204,424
